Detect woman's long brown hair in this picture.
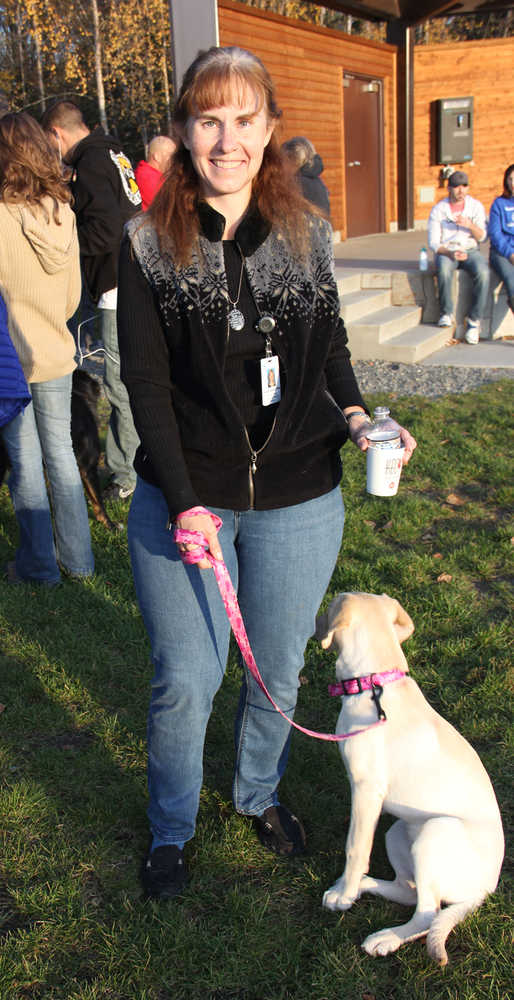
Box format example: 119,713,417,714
0,112,71,223
148,47,318,264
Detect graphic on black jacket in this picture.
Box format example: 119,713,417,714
109,150,141,206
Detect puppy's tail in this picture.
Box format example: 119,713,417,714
426,896,484,966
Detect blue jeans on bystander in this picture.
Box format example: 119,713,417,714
128,478,345,849
436,249,489,322
100,308,139,492
490,247,514,306
1,373,94,583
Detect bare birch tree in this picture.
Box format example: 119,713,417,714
90,0,107,130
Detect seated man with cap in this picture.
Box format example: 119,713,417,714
427,170,489,344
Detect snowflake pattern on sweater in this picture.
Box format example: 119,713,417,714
126,214,339,334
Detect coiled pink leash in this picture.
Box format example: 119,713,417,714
173,506,386,742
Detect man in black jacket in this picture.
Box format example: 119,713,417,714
42,101,141,500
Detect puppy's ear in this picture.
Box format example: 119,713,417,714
315,612,335,650
382,594,414,644
321,631,335,650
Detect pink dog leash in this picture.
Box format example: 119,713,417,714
174,507,387,743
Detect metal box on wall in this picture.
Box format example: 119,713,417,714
436,97,473,164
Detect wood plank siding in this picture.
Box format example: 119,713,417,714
216,4,514,234
218,0,398,236
414,39,514,223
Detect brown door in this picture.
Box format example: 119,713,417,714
343,74,384,237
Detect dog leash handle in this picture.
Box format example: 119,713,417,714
174,507,385,743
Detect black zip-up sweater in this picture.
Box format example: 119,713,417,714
69,127,141,302
117,203,367,520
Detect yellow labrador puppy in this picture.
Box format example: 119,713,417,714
316,592,504,965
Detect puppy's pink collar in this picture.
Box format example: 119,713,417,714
328,669,406,698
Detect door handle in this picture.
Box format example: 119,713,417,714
348,161,361,167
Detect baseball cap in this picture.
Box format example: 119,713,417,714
448,170,469,187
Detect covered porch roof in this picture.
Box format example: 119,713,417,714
318,0,514,23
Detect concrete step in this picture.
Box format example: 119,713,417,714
347,322,454,363
335,269,362,295
347,304,422,344
340,288,391,323
330,257,514,362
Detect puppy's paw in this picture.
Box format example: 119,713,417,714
322,885,356,911
426,936,449,967
362,928,402,957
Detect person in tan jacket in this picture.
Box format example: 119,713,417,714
0,112,94,584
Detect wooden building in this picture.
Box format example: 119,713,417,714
219,0,397,239
172,1,514,239
414,37,514,224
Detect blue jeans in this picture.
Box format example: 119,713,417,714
100,308,139,490
68,283,98,351
490,247,514,305
1,374,94,582
436,249,489,321
128,479,345,848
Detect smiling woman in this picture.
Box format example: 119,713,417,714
181,99,273,217
146,46,315,265
116,45,416,902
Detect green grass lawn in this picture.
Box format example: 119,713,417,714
0,380,512,1000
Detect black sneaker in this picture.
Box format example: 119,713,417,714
254,805,306,857
141,845,188,900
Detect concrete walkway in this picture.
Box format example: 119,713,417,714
334,231,514,368
334,229,433,271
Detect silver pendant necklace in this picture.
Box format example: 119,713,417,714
228,306,245,332
227,249,245,331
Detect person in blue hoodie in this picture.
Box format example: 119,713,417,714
489,163,514,312
0,291,31,429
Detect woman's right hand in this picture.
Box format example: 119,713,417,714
175,511,223,569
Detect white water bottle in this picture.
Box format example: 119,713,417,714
419,247,428,272
366,407,401,448
366,407,404,497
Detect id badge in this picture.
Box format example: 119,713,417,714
260,355,281,406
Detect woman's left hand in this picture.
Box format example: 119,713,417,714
175,510,223,569
350,419,417,465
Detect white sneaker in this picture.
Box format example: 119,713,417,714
104,481,135,501
438,313,454,328
464,321,480,345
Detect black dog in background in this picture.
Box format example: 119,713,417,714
70,369,118,531
0,369,118,532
